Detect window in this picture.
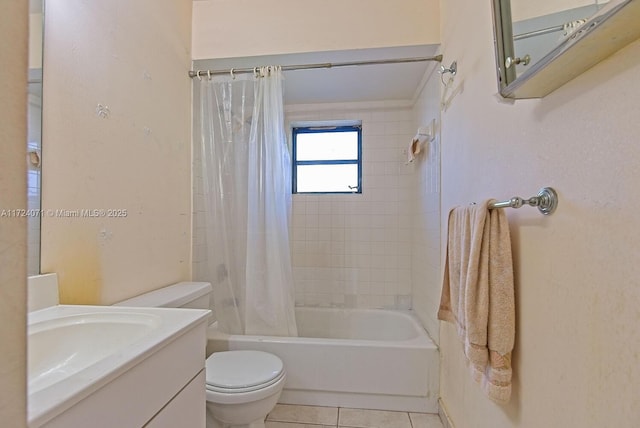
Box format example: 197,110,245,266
292,124,362,194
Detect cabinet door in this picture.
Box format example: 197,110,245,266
145,370,205,428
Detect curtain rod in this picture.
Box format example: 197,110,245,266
513,18,589,41
513,24,566,41
188,55,443,78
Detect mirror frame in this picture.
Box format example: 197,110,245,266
490,0,516,95
491,0,640,99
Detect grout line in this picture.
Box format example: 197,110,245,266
267,422,334,427
268,420,338,426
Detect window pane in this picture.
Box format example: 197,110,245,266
296,131,358,161
297,164,358,193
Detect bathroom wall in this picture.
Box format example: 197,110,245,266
437,0,640,426
29,10,42,69
409,66,442,343
191,0,440,60
0,1,28,425
41,0,193,305
285,103,415,309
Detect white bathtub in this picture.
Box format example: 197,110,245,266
206,307,439,413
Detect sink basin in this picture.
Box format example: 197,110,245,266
28,305,210,427
29,312,160,393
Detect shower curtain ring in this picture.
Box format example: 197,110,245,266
230,68,235,79
197,70,202,81
207,70,211,80
253,67,258,78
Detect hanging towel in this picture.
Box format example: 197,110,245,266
406,136,421,163
438,200,515,403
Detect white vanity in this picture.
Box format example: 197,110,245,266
28,304,210,427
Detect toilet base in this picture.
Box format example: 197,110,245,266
204,368,285,428
206,411,265,428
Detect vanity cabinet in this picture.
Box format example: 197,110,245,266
32,311,208,428
146,371,206,428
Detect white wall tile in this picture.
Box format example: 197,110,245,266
409,71,442,343
285,105,415,309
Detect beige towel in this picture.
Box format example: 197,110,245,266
438,200,515,403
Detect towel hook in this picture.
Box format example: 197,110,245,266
439,61,457,86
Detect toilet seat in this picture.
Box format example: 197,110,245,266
206,370,285,394
205,350,284,393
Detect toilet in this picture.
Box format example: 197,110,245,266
115,282,285,428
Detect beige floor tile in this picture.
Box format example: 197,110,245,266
338,408,411,428
268,404,339,425
266,422,335,428
409,413,444,428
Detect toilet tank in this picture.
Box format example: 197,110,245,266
114,281,212,310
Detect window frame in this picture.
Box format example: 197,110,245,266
291,124,362,194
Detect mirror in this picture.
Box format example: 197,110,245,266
492,0,640,98
28,0,44,275
508,1,607,81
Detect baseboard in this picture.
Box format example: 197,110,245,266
438,398,454,428
279,389,437,413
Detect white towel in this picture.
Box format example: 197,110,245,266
406,134,426,164
438,200,515,403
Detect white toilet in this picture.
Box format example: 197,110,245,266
115,282,286,428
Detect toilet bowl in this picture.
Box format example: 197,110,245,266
114,282,286,428
205,350,285,428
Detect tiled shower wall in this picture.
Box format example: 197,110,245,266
286,103,416,309
410,69,442,342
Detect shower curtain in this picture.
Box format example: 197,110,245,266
198,66,298,336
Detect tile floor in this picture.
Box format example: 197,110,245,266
266,404,444,428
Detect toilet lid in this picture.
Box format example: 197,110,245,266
205,350,284,390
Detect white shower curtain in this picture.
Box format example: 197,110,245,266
198,66,298,336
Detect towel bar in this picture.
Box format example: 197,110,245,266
488,187,558,215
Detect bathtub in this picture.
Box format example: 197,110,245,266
206,307,439,413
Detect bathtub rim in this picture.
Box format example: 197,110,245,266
207,308,438,350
